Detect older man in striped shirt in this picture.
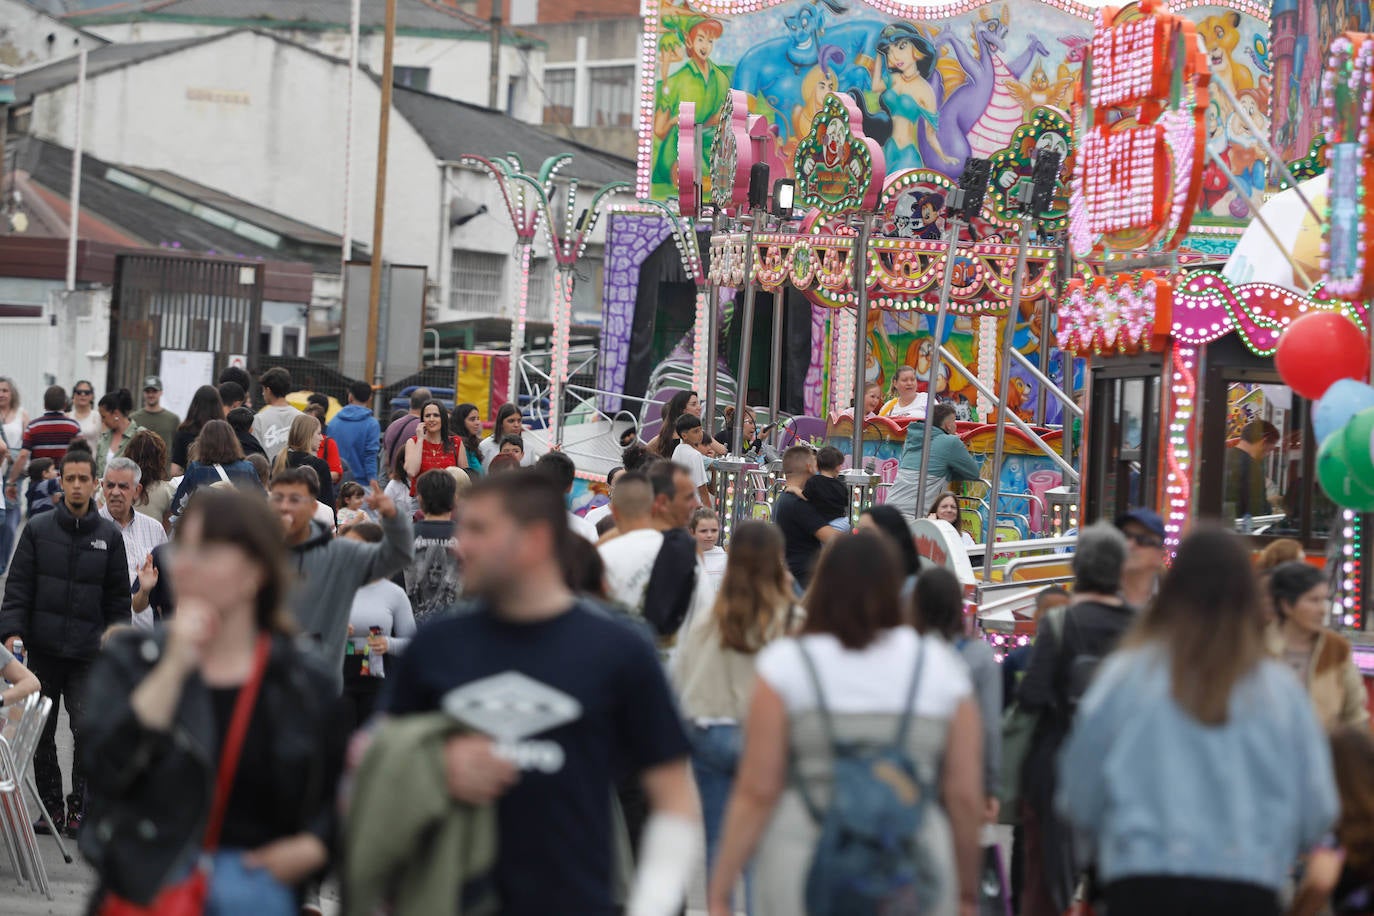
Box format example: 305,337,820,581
97,457,166,630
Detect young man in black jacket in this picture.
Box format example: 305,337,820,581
0,450,131,836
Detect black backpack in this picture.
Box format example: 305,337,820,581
792,639,943,915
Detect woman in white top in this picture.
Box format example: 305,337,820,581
690,506,727,588
68,379,102,450
0,376,28,570
879,365,929,421
929,491,977,548
675,520,797,912
707,532,983,916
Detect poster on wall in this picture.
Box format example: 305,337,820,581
158,350,216,420
1269,0,1372,170
645,0,1093,199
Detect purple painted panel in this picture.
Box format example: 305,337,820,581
598,213,678,413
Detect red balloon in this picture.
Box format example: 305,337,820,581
1275,311,1370,400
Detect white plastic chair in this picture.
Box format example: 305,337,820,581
10,694,70,865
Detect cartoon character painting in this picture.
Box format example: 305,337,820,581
647,0,1089,197
1200,11,1255,102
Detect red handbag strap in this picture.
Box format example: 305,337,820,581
201,634,272,852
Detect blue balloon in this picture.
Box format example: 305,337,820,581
1315,379,1374,444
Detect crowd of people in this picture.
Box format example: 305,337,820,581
0,370,1371,916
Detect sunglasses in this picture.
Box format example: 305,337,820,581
1125,532,1164,548
74,389,94,396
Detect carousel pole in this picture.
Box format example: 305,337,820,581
984,213,1033,583
849,214,875,468
916,212,966,513
731,212,759,459
704,210,722,437
768,282,784,442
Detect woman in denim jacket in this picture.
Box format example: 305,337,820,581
1058,528,1338,916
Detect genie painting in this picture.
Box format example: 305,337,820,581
645,0,1088,197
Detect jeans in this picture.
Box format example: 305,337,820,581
689,722,752,914
206,850,296,915
29,650,89,820
0,492,16,573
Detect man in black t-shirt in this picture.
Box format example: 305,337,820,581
406,468,460,622
773,444,839,588
382,470,700,916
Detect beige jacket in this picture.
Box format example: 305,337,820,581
673,601,799,721
1266,625,1369,731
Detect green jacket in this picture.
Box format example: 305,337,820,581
344,714,498,916
95,419,142,478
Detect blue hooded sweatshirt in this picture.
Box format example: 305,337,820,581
327,404,381,484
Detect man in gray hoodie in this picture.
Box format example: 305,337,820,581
270,466,414,694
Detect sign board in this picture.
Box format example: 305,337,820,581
158,349,216,420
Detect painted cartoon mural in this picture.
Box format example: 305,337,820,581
1270,0,1372,172
647,0,1091,199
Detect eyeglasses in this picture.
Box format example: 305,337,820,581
74,389,94,396
1125,532,1164,549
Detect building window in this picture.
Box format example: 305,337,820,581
543,69,575,126
450,250,506,315
282,326,301,357
588,66,634,128
526,257,553,321
394,66,431,92
260,328,274,356
573,252,604,319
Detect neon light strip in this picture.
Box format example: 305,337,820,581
1164,344,1197,552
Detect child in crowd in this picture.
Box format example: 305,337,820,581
24,457,60,519
672,414,711,505
383,451,416,521
498,435,525,463
336,480,368,533
691,506,727,587
803,445,851,532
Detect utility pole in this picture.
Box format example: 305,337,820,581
489,0,502,110
365,0,398,405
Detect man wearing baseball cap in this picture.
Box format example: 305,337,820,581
1115,508,1166,608
129,376,179,469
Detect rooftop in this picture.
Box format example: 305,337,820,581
392,83,634,187
64,0,540,42
10,34,213,100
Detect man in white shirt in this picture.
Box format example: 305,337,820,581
670,414,711,506
251,367,304,462
597,472,665,615
534,451,598,542
97,457,167,630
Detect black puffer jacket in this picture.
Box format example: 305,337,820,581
0,500,130,659
79,630,344,905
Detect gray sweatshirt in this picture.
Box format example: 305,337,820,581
288,510,414,693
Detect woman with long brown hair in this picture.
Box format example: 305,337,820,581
169,420,261,521
707,531,982,916
80,488,343,911
123,428,175,528
674,520,798,906
1058,528,1337,916
1292,727,1374,915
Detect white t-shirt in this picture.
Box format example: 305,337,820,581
700,545,727,587
757,627,971,719
672,442,709,491
599,528,665,614
584,503,613,529
882,392,929,420
568,510,599,543
252,403,304,462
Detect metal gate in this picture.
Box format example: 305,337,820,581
108,253,264,395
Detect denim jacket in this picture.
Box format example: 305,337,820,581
1057,646,1337,891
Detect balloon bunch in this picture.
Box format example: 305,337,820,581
1277,312,1374,509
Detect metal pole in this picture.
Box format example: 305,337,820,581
489,4,502,110
65,48,87,293
365,0,398,401
915,214,964,514
985,216,1033,582
704,212,722,435
848,214,875,468
768,286,784,441
732,214,759,459
509,239,531,405
1034,292,1052,426
552,264,572,447
341,0,360,277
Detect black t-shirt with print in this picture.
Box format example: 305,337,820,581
381,601,690,915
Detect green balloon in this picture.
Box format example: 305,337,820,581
1319,432,1374,511
1342,407,1374,484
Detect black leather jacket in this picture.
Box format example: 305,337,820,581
0,500,130,660
79,630,344,905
